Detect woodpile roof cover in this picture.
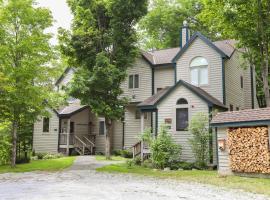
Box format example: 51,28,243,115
211,107,270,126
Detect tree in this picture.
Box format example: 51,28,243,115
199,0,270,106
138,0,218,50
62,0,147,159
0,0,60,167
189,112,209,168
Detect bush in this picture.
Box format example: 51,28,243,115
0,123,11,165
43,153,63,160
178,162,194,170
150,125,182,169
120,149,133,158
36,152,47,160
189,112,210,167
16,157,30,164
126,159,135,168
142,159,152,168
112,150,122,156
133,156,142,165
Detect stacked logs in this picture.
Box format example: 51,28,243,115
227,127,270,174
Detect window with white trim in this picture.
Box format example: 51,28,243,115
99,121,105,135
190,57,208,86
129,74,139,89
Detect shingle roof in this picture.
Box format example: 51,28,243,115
142,48,180,65
138,87,172,107
138,80,226,109
57,104,88,117
211,107,270,126
141,35,237,66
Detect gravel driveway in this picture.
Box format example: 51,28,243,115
0,156,269,200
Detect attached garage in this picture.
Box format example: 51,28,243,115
211,107,270,177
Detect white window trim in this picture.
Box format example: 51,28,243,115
190,57,209,86
128,74,140,90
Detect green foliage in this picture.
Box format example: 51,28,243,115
133,156,142,166
199,0,270,106
189,112,210,168
120,149,133,158
150,125,182,169
126,159,135,168
138,0,218,50
0,123,11,165
141,159,153,168
0,0,63,166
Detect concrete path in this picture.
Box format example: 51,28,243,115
0,156,269,200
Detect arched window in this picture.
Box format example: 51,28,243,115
176,98,189,131
190,57,208,86
177,98,188,105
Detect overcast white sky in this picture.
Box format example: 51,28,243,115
36,0,73,45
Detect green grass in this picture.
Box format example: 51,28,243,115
0,157,76,174
95,155,128,161
97,163,270,196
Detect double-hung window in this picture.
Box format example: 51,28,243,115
129,74,139,89
43,117,50,133
190,57,208,86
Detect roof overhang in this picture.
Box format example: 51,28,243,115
172,32,229,63
211,120,270,128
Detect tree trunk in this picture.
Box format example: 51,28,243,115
105,118,113,160
11,120,18,168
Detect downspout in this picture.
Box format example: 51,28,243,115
222,58,226,105
155,110,158,137
250,65,255,108
57,117,61,153
215,127,219,170
174,62,177,84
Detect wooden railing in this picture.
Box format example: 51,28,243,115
132,141,150,160
59,133,95,146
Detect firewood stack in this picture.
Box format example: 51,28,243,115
227,127,270,173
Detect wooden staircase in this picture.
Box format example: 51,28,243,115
74,135,95,155
132,141,150,160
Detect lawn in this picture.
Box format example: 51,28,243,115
0,157,76,174
97,163,270,196
95,155,128,161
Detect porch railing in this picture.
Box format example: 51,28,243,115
59,133,95,146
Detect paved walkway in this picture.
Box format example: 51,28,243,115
0,156,269,200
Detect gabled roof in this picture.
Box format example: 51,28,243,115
142,48,180,66
172,32,229,63
211,107,270,127
141,32,237,66
138,80,227,110
55,67,75,86
57,104,89,118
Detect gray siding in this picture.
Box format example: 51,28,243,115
124,105,151,148
121,57,152,103
154,66,174,93
217,127,232,175
176,37,223,103
157,85,209,162
112,120,123,150
33,110,59,153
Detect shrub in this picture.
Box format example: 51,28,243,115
178,162,194,170
142,159,152,168
189,112,210,168
133,156,142,165
112,150,122,156
43,153,63,160
0,123,11,165
150,125,181,169
36,152,47,160
126,159,135,168
120,149,133,158
16,157,30,164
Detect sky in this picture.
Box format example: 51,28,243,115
36,0,73,45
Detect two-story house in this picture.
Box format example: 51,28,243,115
33,25,257,164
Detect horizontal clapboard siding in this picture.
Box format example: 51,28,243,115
121,57,152,103
112,120,123,150
176,37,223,103
124,105,151,148
217,127,232,175
157,85,209,162
154,67,174,93
33,110,59,153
